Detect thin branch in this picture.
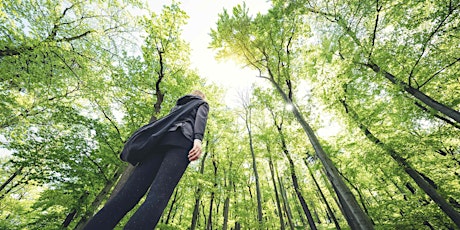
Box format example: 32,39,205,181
419,57,460,89
93,100,124,144
83,152,109,182
408,3,456,85
368,0,382,60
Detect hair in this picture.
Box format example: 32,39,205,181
191,90,206,100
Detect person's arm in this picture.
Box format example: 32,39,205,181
188,104,209,161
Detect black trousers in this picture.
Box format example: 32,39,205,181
84,130,192,229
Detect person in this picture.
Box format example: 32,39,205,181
84,90,209,229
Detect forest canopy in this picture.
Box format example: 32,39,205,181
1,0,459,229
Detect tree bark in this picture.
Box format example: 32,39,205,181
63,191,89,228
364,62,460,124
222,194,230,230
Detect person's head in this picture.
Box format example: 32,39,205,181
191,90,206,100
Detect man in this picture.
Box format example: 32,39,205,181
84,90,209,229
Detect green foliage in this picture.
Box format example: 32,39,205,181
1,0,459,229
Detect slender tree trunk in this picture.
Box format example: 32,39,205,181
190,140,210,230
164,189,179,224
275,123,317,229
63,209,78,228
262,74,373,229
243,108,263,226
313,7,460,125
206,156,218,230
311,201,321,224
222,154,234,230
303,158,342,230
74,166,125,229
206,191,215,230
268,153,286,230
265,99,316,229
278,176,296,230
341,99,460,228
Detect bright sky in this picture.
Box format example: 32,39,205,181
150,0,272,105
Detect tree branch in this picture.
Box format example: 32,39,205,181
419,57,460,89
408,3,456,85
368,0,382,60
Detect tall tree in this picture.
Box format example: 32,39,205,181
239,90,264,227
210,3,374,229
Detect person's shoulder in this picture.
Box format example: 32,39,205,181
197,101,209,114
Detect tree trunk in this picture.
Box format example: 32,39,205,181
341,99,460,228
265,98,316,229
206,156,218,230
222,195,230,230
268,153,286,230
243,108,264,226
365,62,460,124
263,75,374,229
278,176,296,230
164,189,179,224
62,209,77,228
273,118,317,229
304,158,342,230
315,7,460,125
338,171,373,222
190,140,210,230
63,191,89,228
74,165,125,230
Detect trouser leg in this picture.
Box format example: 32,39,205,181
124,146,190,229
83,151,166,230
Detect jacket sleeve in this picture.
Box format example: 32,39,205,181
193,103,209,141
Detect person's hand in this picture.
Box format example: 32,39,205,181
188,139,202,161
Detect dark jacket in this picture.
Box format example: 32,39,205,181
120,95,208,165
168,95,209,142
